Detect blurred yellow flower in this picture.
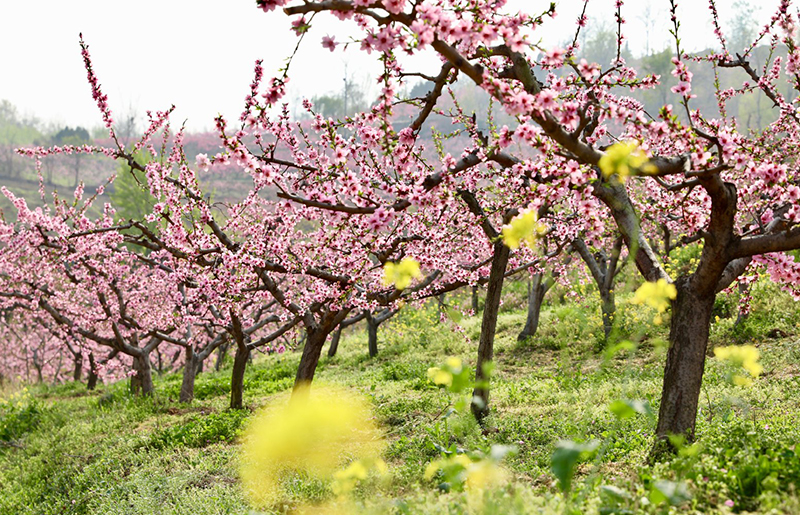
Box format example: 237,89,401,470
632,278,677,313
501,209,547,249
445,357,462,370
424,453,507,491
427,366,453,387
599,141,655,181
714,345,763,386
239,384,386,508
382,258,422,290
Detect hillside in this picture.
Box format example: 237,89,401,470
1,279,799,514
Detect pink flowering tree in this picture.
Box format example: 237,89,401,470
268,0,800,451
46,34,586,413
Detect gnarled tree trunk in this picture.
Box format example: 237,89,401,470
130,352,154,396
517,273,553,341
179,348,200,403
600,289,616,340
215,337,229,371
327,328,342,357
472,241,511,422
654,278,715,447
229,343,250,410
72,352,83,382
87,353,98,390
295,326,329,389
367,313,379,358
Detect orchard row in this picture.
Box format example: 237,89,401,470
1,0,799,456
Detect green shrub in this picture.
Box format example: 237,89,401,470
0,393,42,443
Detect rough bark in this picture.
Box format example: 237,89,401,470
600,290,616,340
327,328,342,357
517,273,553,341
130,352,154,396
653,278,715,449
179,348,200,403
229,343,250,410
294,326,330,389
87,353,98,391
571,236,623,343
215,339,229,371
471,241,511,422
72,352,83,382
326,311,367,358
367,313,379,358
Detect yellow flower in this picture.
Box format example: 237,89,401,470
732,374,753,387
632,278,677,313
598,141,655,181
331,459,375,496
239,384,385,507
445,357,462,370
424,454,506,491
424,461,441,481
501,209,548,249
427,366,453,387
714,345,763,383
382,258,422,290
464,459,506,491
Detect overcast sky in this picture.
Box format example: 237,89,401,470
0,0,775,133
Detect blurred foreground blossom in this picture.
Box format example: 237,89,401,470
239,384,385,508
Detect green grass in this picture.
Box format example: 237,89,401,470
1,279,799,514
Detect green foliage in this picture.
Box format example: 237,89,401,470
52,126,91,145
1,283,799,514
665,240,703,277
148,409,249,449
0,394,42,444
550,439,599,493
681,420,800,512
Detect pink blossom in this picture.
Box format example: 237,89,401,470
671,81,693,97
322,35,337,52
193,153,213,174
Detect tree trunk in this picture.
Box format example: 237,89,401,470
472,241,511,422
87,353,98,391
600,288,616,341
294,326,330,391
131,352,154,396
367,313,379,358
179,348,200,403
471,285,480,314
72,352,83,382
215,339,229,371
230,343,250,410
517,274,551,341
328,327,342,357
654,278,715,451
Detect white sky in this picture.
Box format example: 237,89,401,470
0,0,776,133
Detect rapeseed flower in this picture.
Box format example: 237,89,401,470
501,209,547,249
382,258,422,290
239,384,385,507
599,141,655,181
714,345,763,386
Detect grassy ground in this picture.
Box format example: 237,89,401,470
1,279,799,514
